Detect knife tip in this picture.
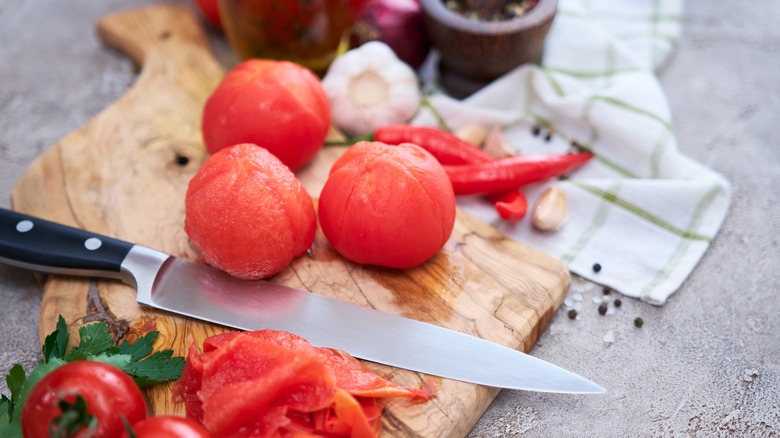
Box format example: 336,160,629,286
576,380,607,395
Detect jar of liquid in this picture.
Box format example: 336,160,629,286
219,0,367,76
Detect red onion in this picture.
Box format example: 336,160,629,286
349,0,431,70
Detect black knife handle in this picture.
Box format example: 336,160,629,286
0,208,134,280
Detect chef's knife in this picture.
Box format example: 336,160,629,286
0,208,604,394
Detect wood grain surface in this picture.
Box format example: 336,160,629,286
10,5,570,437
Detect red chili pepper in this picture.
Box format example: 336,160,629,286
374,124,529,220
444,152,594,195
374,125,489,165
488,190,528,221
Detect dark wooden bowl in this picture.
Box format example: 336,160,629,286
420,0,557,98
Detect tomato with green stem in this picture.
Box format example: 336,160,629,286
21,361,147,438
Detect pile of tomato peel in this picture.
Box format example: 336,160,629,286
173,330,435,438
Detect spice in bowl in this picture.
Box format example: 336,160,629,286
444,0,539,21
419,0,558,98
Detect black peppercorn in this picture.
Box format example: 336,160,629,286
602,287,611,295
531,125,541,136
592,263,602,273
567,309,577,320
634,317,644,328
544,132,552,142
614,299,622,307
598,304,607,315
175,153,190,166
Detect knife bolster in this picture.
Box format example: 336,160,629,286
119,245,171,304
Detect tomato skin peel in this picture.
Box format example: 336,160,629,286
173,330,434,438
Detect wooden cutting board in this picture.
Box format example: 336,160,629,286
11,5,570,437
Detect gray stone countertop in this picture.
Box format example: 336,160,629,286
0,0,778,436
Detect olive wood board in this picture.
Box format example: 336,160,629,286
10,5,570,437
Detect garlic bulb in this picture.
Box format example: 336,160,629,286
321,41,421,137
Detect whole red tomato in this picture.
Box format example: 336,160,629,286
21,361,147,438
201,59,331,171
123,416,211,438
318,141,456,269
193,0,222,30
185,144,317,280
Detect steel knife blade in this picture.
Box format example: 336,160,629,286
0,208,604,394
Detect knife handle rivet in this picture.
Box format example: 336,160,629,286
84,237,102,251
15,220,34,233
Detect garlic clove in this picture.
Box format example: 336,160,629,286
531,187,568,231
454,123,489,146
483,124,515,158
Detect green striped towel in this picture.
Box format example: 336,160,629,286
413,0,731,305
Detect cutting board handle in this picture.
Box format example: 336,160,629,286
96,4,215,69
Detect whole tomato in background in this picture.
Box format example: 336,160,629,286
202,59,331,171
21,361,147,438
318,141,456,269
193,0,222,30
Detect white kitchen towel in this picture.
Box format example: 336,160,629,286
413,0,731,305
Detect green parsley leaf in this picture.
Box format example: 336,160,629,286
116,331,186,387
0,410,20,438
0,364,27,432
0,396,11,437
1,395,10,418
5,364,25,411
5,358,64,436
17,358,65,405
42,316,69,362
125,350,185,388
86,352,132,371
65,322,117,361
118,331,157,362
